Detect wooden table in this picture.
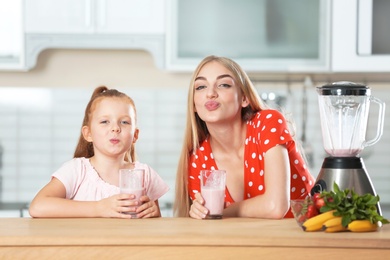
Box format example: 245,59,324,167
0,217,389,259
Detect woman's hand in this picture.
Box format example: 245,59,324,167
136,196,161,218
189,192,208,219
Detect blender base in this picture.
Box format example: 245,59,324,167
312,156,382,216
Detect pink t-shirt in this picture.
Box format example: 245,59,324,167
188,110,315,218
53,157,169,202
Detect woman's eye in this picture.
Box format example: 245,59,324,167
218,83,231,88
195,85,206,91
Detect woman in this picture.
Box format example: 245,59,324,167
174,56,314,219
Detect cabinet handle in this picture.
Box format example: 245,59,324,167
357,0,373,55
85,0,93,28
96,0,106,27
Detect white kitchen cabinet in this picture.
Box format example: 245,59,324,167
166,0,331,73
332,0,390,72
24,0,165,35
94,0,165,34
23,0,166,70
0,0,25,70
24,0,90,34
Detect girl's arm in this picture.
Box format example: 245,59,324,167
29,177,134,218
222,144,291,219
136,197,162,218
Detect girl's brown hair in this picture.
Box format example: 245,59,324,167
73,86,138,162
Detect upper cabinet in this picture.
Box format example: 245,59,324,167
24,0,92,34
332,0,390,72
23,0,166,69
0,0,24,70
3,0,390,73
24,0,165,35
165,0,331,73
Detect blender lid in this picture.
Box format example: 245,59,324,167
317,81,371,96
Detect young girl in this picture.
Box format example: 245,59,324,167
29,86,169,218
174,56,315,219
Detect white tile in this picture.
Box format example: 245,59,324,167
0,211,22,217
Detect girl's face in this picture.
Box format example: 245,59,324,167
193,61,249,124
82,97,138,160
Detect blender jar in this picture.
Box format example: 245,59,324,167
317,81,385,157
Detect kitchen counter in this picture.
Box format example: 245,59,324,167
0,217,389,259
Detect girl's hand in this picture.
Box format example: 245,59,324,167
98,194,139,219
135,196,161,218
189,192,208,219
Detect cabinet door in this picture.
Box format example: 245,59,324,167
332,0,390,72
95,0,165,34
0,0,24,70
166,0,331,72
24,0,165,35
24,0,93,34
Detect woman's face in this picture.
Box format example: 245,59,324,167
193,61,248,125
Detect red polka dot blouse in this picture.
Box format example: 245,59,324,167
188,110,315,218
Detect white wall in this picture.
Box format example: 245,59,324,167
0,49,191,88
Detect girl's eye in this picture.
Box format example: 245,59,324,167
100,120,109,124
121,120,130,125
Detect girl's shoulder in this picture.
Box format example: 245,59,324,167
61,157,93,170
133,161,158,175
55,157,96,180
133,161,149,170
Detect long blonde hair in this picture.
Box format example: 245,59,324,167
73,86,138,162
173,56,268,217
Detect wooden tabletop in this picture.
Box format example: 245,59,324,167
1,217,389,259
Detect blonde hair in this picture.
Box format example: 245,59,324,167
73,86,138,162
173,56,268,217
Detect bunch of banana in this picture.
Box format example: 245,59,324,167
302,210,336,232
320,217,378,233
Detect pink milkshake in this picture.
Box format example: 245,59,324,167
119,168,145,218
326,148,362,157
121,187,145,217
121,187,145,201
201,187,225,219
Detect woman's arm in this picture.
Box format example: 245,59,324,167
223,144,291,219
28,177,134,218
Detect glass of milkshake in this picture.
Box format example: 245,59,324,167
200,169,226,219
119,169,145,218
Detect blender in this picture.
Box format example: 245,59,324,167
312,81,385,214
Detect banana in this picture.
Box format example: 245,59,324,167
322,217,348,232
348,220,378,232
322,216,343,229
302,210,336,232
324,224,348,233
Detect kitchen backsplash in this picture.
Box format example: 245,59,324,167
0,83,389,217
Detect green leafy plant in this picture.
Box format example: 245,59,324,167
320,182,389,227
